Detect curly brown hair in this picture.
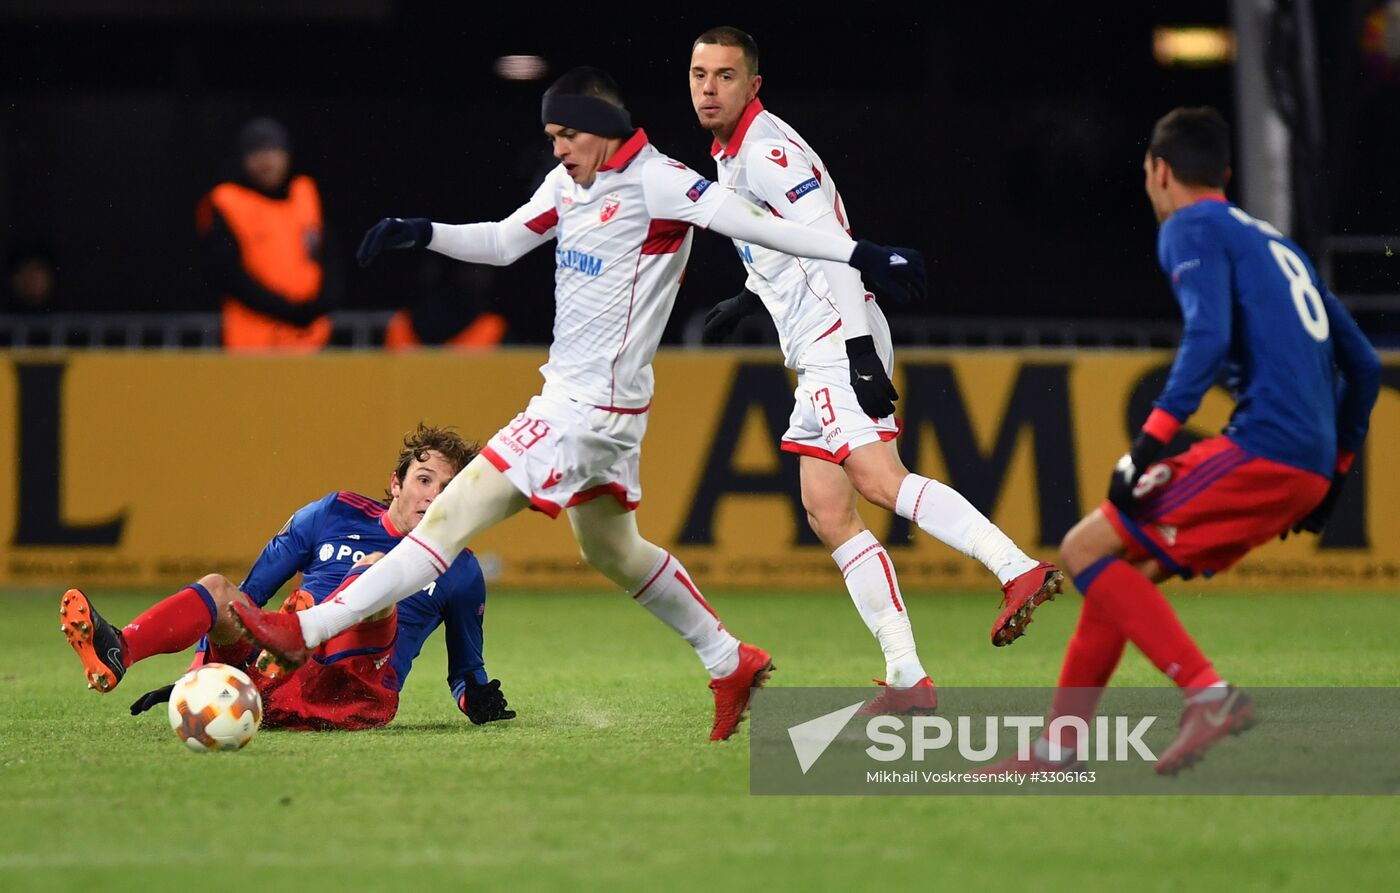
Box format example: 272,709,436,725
385,423,480,500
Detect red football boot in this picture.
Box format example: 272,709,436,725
1154,686,1256,776
230,600,311,671
858,676,938,715
991,561,1064,646
708,643,774,742
254,589,316,679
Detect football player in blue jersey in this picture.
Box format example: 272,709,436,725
987,106,1381,777
60,423,515,729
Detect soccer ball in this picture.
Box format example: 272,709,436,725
167,663,263,752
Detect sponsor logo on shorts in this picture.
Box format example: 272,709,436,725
786,177,820,203
686,178,713,202
1155,524,1179,546
543,468,564,489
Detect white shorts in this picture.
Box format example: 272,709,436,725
480,390,647,518
781,328,900,464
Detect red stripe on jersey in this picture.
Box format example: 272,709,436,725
714,98,765,158
525,209,559,234
609,252,645,409
339,492,383,512
599,129,650,172
593,401,651,414
641,219,689,255
794,257,840,319
336,492,386,518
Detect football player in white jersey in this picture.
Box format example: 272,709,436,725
232,66,927,742
689,27,1064,712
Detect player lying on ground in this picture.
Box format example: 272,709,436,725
60,423,515,730
982,107,1381,776
232,65,928,742
689,28,1062,716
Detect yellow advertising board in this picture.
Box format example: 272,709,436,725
1,349,1396,591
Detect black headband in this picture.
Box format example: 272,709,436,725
541,93,633,138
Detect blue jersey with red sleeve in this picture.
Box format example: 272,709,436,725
239,491,490,700
1153,197,1382,477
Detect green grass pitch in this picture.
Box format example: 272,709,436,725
3,586,1399,891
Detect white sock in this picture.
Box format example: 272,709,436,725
297,533,448,648
1186,680,1231,704
895,474,1038,585
832,531,927,687
1032,736,1074,765
630,551,740,678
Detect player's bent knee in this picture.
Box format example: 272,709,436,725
1059,510,1124,578
804,505,864,550
843,462,899,511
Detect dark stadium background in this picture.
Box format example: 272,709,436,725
0,1,1394,344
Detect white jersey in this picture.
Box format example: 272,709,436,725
712,100,883,367
496,131,727,410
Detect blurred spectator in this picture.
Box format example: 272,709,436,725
384,256,507,351
3,240,60,315
196,117,336,352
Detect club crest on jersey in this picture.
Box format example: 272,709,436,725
766,147,788,167
599,194,621,224
786,177,820,203
686,178,713,202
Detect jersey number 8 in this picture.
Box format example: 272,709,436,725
1229,207,1329,343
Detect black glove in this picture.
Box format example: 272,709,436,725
1282,472,1347,539
848,240,926,303
702,289,763,343
458,678,516,725
356,217,433,267
845,334,898,418
1106,431,1167,511
129,684,175,716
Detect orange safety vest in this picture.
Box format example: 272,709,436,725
383,309,507,351
198,175,329,352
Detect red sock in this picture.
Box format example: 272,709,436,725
121,583,219,666
207,638,254,668
1048,577,1128,748
1077,557,1220,690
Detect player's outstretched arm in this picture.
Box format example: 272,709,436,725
357,217,433,266
359,173,561,269
704,194,925,301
